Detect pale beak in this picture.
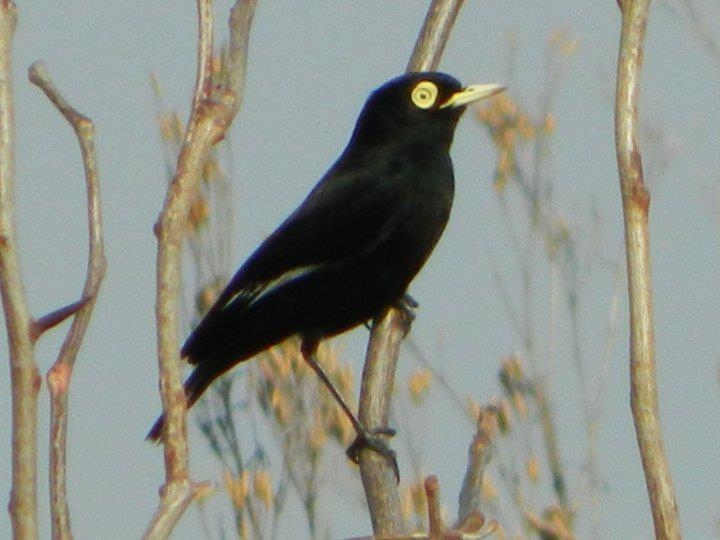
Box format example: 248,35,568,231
440,83,506,109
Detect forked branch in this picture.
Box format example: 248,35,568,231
143,1,257,538
28,60,107,540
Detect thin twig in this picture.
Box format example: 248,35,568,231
614,1,682,538
406,336,473,421
0,3,41,539
226,0,256,106
425,475,444,537
191,0,214,116
534,381,568,508
456,407,497,526
346,475,498,540
144,1,257,538
31,298,88,342
677,0,720,67
516,86,572,513
357,0,465,534
28,60,107,540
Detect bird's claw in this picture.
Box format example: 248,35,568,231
401,293,419,309
394,294,419,335
362,295,418,334
346,427,399,482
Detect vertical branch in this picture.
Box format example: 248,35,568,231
226,0,256,108
190,0,214,117
0,3,41,539
28,61,107,540
357,0,465,535
614,1,682,538
358,308,407,534
144,1,257,538
154,0,215,490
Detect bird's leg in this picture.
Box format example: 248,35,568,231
300,339,398,479
302,345,364,434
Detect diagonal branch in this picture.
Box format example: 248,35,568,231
406,0,464,73
31,298,89,342
143,1,257,538
456,407,497,526
28,60,107,540
614,1,682,538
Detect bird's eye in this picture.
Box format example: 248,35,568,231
410,81,438,110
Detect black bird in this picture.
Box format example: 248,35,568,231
148,72,504,459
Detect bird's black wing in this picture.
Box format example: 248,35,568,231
182,161,404,360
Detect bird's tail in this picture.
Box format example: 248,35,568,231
145,363,217,442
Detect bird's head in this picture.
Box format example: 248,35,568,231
349,72,505,152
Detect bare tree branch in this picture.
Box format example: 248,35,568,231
226,0,256,109
347,475,498,540
144,1,257,538
614,1,682,538
425,475,444,537
145,0,220,530
31,298,88,342
0,3,41,538
28,60,107,540
358,308,407,534
357,0,465,534
406,0,464,73
456,407,497,526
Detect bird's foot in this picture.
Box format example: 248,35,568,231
362,295,418,333
400,293,419,310
394,294,419,335
346,427,399,482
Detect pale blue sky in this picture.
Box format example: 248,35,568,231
1,1,718,538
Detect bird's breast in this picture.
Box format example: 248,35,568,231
361,151,454,283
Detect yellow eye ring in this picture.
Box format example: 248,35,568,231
410,81,438,110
